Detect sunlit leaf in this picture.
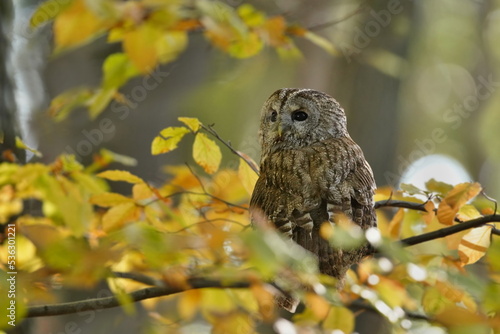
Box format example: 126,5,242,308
30,0,75,28
178,117,201,132
458,225,492,266
192,133,222,174
53,0,109,51
388,208,404,238
102,53,140,90
157,31,188,64
90,192,134,207
237,4,266,27
97,170,144,184
102,202,137,231
123,23,162,73
151,127,190,155
425,178,453,195
238,157,258,195
437,182,482,225
88,87,116,119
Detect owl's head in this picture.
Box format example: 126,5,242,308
259,88,349,152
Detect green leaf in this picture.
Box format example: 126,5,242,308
102,53,140,89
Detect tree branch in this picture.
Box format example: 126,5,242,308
374,199,428,212
26,278,251,318
401,214,500,246
201,124,260,175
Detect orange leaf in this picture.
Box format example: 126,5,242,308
437,182,482,225
388,208,404,238
102,202,137,231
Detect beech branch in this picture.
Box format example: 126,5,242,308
26,278,251,318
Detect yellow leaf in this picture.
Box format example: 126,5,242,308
237,4,266,27
458,225,492,266
53,0,108,50
322,306,355,333
132,183,154,201
437,182,482,225
151,127,190,155
192,133,221,174
123,23,161,73
88,87,116,119
30,0,74,28
102,202,137,231
178,289,201,320
212,312,253,334
90,193,134,207
227,31,264,58
375,277,408,308
238,157,258,195
157,31,188,64
178,117,201,132
97,170,144,184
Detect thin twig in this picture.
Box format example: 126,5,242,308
201,124,259,175
308,2,369,31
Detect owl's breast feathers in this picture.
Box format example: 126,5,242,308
250,136,376,278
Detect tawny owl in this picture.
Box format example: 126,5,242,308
250,88,377,300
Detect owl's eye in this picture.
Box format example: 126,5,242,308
270,111,278,122
292,110,308,122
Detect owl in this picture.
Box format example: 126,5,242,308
250,88,377,307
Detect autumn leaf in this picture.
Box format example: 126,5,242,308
305,293,330,320
458,225,492,266
90,193,134,207
49,87,93,121
178,117,201,132
437,182,482,225
322,306,355,333
102,53,140,90
97,170,144,184
238,157,258,195
53,0,109,51
102,202,137,231
192,133,222,174
151,127,190,155
123,23,162,73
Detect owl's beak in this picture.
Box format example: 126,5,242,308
277,123,283,138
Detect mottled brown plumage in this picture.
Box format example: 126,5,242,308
250,88,377,310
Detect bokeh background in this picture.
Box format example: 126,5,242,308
4,0,500,333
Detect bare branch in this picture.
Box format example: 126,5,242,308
401,214,500,246
26,278,251,318
308,2,368,31
201,124,260,175
375,199,428,212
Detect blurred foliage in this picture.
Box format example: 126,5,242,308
33,0,335,120
1,116,500,333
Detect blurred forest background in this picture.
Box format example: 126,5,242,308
2,0,500,333
5,0,499,199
